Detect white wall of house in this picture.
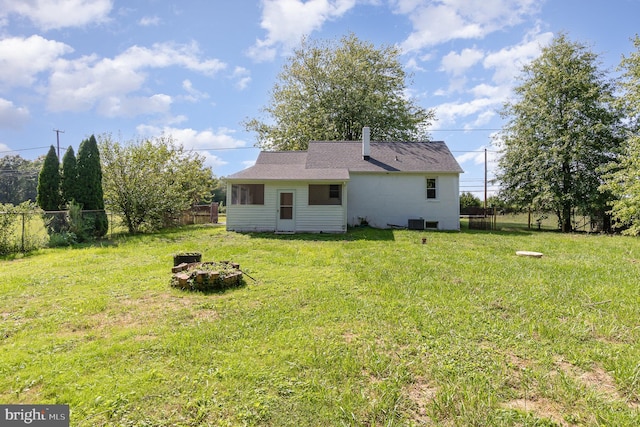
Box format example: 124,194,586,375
346,172,460,230
226,181,347,233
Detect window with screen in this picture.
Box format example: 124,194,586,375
231,184,265,205
308,184,342,205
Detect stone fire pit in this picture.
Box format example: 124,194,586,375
171,260,243,291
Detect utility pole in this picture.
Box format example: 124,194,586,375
484,148,487,215
53,129,65,159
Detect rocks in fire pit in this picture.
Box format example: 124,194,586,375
171,260,243,291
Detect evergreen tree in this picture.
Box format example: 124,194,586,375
77,135,108,237
36,146,62,211
36,146,64,233
61,146,80,207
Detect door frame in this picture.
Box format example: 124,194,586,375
276,189,295,233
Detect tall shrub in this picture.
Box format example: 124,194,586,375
61,146,80,207
77,135,108,238
36,146,64,233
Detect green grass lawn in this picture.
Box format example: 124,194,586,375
1,225,638,426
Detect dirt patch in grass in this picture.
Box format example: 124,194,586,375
554,358,639,409
59,292,220,337
342,331,357,344
503,398,567,426
404,377,437,425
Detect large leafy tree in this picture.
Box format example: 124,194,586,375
601,36,640,234
99,135,214,234
0,155,41,204
77,135,108,238
245,33,434,150
497,34,622,232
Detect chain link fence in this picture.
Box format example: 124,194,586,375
0,209,49,254
0,208,122,255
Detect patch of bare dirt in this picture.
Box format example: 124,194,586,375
554,357,639,409
503,398,568,426
404,377,438,425
60,292,220,337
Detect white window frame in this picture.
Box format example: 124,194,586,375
426,177,438,200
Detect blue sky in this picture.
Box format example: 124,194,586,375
1,0,639,197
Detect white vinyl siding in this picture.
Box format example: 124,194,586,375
226,181,347,233
347,173,459,230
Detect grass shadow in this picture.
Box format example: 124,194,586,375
244,226,396,241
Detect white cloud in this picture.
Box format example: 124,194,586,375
242,159,257,169
138,15,161,26
97,94,173,118
0,98,30,129
135,125,248,171
0,35,73,87
455,144,500,173
0,142,16,155
434,97,500,127
483,30,553,84
181,80,210,102
0,0,113,31
231,67,251,90
137,125,246,152
248,0,357,61
434,30,553,128
47,42,227,116
440,48,484,76
396,0,540,53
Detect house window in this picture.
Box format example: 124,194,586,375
426,178,437,199
231,184,265,205
309,184,342,205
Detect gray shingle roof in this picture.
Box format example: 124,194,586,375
226,140,462,181
306,141,463,173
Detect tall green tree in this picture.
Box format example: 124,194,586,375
245,33,435,150
61,146,80,206
601,35,640,234
77,135,108,237
459,192,482,209
99,134,214,234
0,155,40,205
497,34,622,232
36,146,62,211
37,146,64,234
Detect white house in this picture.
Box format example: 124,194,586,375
225,128,463,233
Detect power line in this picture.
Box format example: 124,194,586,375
0,146,53,155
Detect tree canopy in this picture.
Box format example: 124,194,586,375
497,34,622,232
601,35,640,234
0,155,41,205
245,33,434,151
99,135,214,234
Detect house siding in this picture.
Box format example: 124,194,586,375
226,181,347,233
347,172,460,230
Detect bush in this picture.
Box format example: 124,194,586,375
49,231,78,247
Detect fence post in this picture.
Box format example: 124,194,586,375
21,212,25,252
